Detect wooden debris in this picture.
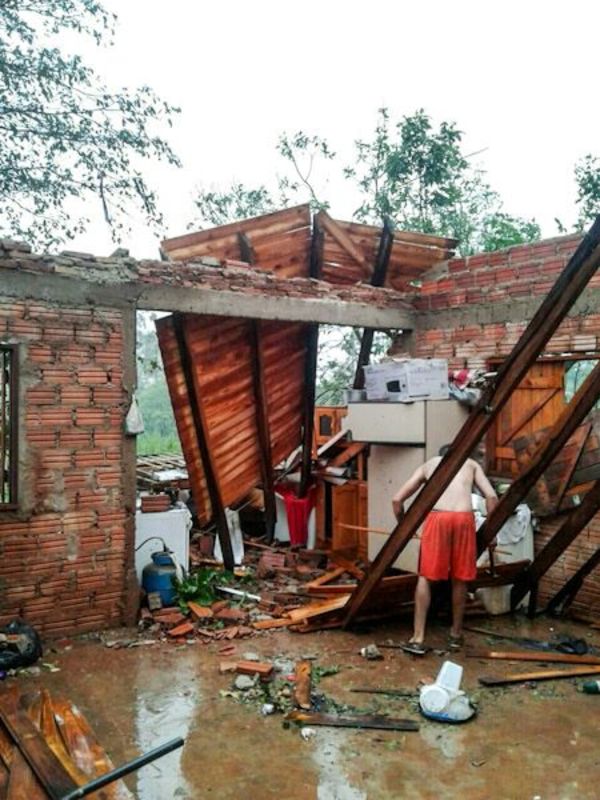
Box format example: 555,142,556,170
479,665,600,686
252,618,295,630
294,661,312,710
219,662,238,674
350,687,416,697
467,649,600,665
0,695,78,799
235,661,273,678
285,710,419,731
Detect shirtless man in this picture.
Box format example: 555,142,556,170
392,447,498,654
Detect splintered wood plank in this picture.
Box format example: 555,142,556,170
285,710,419,731
305,567,346,589
52,700,133,799
286,595,351,622
0,696,78,800
294,661,312,710
467,649,600,665
479,665,600,686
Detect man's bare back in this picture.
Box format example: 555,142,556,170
392,455,498,519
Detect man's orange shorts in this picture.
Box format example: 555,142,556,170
419,510,477,582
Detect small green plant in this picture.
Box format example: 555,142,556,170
172,568,233,612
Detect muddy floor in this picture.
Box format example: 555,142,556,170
13,614,600,799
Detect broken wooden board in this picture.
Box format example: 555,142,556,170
285,710,419,731
479,665,600,686
0,688,133,799
0,695,78,800
467,649,600,665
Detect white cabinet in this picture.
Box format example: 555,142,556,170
348,399,469,570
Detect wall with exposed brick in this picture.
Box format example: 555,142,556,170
414,233,600,616
0,297,135,637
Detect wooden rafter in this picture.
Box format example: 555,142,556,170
546,541,600,616
172,314,235,570
554,422,592,511
353,218,395,390
249,320,277,542
237,231,277,541
316,210,371,279
343,216,600,626
299,217,323,497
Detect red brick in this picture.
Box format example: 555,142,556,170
77,367,109,385
75,407,107,427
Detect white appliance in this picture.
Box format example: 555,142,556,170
135,505,192,583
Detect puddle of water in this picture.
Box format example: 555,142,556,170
134,660,199,799
313,729,367,800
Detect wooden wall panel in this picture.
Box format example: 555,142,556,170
157,314,306,520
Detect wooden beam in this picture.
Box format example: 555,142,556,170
237,233,277,542
316,211,371,279
343,217,600,626
546,543,600,616
0,698,78,800
554,422,592,511
248,321,277,542
172,314,235,570
353,218,395,390
466,649,600,665
237,231,256,264
479,665,600,686
299,219,323,497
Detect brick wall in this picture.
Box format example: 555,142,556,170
414,233,600,616
0,297,134,637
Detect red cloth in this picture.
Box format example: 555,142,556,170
278,485,316,546
419,510,477,581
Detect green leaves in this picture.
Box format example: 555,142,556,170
575,155,600,230
0,0,180,248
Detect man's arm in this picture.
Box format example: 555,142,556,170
473,462,499,516
392,464,428,521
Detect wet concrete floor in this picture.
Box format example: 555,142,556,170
14,615,600,799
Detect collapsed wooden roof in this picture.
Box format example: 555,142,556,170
158,207,454,553
161,204,456,290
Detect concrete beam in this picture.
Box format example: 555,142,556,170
416,287,600,331
0,270,415,330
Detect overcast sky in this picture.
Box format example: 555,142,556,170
69,0,600,258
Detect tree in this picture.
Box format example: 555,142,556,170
575,154,600,230
345,108,540,254
0,0,180,248
190,109,540,256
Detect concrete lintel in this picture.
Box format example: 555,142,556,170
416,288,600,331
0,270,415,330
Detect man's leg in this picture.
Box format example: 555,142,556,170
450,578,467,638
412,576,431,643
